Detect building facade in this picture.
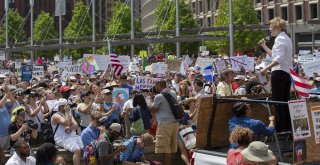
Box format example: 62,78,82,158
141,0,159,32
185,0,219,27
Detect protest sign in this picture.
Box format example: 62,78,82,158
84,54,109,71
151,63,167,74
311,106,320,144
32,66,44,78
15,61,21,69
230,56,255,71
215,60,226,75
0,52,6,61
21,65,33,81
80,55,99,75
298,55,315,63
166,60,181,72
288,100,311,140
112,88,129,109
301,60,320,78
134,76,157,90
195,57,215,70
54,55,60,62
118,56,130,74
299,50,311,55
57,61,72,69
129,62,140,72
183,55,193,69
293,139,306,164
61,64,81,80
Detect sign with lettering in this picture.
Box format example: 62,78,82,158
298,55,315,63
195,57,215,70
118,56,131,74
134,76,157,90
215,60,226,75
84,54,109,71
230,56,255,71
288,100,311,140
0,52,6,61
151,63,167,74
301,60,320,78
61,64,81,81
311,106,320,144
32,66,44,78
166,60,181,72
21,65,33,81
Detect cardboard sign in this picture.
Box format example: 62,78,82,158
288,100,311,140
32,66,44,78
0,52,6,61
195,57,215,70
83,54,109,71
311,106,320,144
166,60,181,72
151,63,167,74
301,60,320,78
134,76,157,90
21,65,33,81
80,55,99,75
118,56,131,74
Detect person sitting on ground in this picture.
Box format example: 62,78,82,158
119,133,155,165
228,102,275,141
227,126,255,165
5,139,36,165
241,141,277,165
94,123,126,165
35,143,58,165
129,94,152,134
51,98,83,165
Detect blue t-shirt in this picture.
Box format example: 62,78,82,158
129,106,152,130
81,123,100,157
228,115,275,140
119,136,144,163
102,102,120,126
0,106,10,137
310,87,320,94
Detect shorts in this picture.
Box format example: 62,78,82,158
155,122,179,154
0,135,10,150
56,134,84,152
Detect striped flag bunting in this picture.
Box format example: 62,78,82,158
289,69,312,97
110,53,123,76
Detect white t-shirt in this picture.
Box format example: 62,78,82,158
5,152,36,165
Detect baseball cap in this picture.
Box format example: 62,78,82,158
234,75,246,81
241,141,274,162
109,123,121,133
101,89,111,94
315,77,320,82
60,86,70,93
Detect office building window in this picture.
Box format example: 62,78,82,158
207,17,211,26
199,1,203,13
268,8,274,20
192,2,196,13
256,10,262,22
310,3,318,19
207,0,211,11
256,0,261,4
295,5,302,20
281,7,288,20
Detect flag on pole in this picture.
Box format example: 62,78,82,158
201,65,214,82
289,69,312,97
110,52,123,76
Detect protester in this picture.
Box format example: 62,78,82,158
216,69,235,96
99,89,121,127
229,102,275,140
241,141,277,165
129,93,152,134
5,139,36,165
259,17,293,132
77,91,95,131
310,77,320,94
35,143,58,165
151,80,179,165
233,75,247,95
122,90,138,138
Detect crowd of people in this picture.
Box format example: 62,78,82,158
0,17,319,165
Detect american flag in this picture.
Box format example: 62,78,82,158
289,69,312,97
110,53,123,76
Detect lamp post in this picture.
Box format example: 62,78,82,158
311,25,315,53
176,0,180,58
228,0,234,56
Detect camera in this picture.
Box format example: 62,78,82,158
25,120,38,130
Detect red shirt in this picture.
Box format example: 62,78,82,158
227,150,247,165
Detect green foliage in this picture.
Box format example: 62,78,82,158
205,0,264,54
0,9,27,45
154,0,199,54
34,11,58,59
105,2,141,55
64,1,92,59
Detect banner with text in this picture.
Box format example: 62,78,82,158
32,66,44,78
288,100,311,140
301,60,320,78
152,63,168,74
134,76,157,90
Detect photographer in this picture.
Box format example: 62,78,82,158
8,106,37,147
51,98,83,165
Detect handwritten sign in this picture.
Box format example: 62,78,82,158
288,100,311,140
166,60,181,72
195,57,215,70
311,106,320,144
152,63,167,74
298,55,315,63
215,60,226,75
61,64,81,81
134,76,157,90
80,56,99,75
32,66,44,78
84,54,109,71
230,56,255,71
0,52,6,61
118,56,131,74
301,59,320,78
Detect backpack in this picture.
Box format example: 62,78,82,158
161,91,184,120
43,112,62,144
85,136,104,164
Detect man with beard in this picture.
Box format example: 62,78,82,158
5,139,36,165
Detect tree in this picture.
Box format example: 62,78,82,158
104,2,141,55
205,0,264,54
64,1,92,59
154,0,199,55
34,11,58,58
0,9,27,45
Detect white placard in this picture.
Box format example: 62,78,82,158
0,52,6,61
134,76,157,90
288,100,311,140
299,50,311,55
310,106,320,144
54,55,60,62
183,55,193,69
195,57,215,70
57,61,72,69
15,61,21,69
298,55,315,63
118,56,131,74
215,60,226,75
32,66,44,77
129,62,140,72
84,54,110,71
151,63,168,74
301,59,320,78
61,64,81,80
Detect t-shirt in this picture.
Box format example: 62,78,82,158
0,106,10,137
95,137,114,165
152,89,177,124
119,136,144,163
226,150,247,165
102,102,120,126
77,103,92,127
8,122,32,146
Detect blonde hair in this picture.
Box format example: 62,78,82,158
269,17,286,31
